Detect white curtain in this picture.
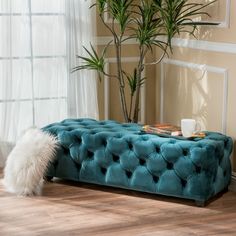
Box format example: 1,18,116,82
66,0,98,118
0,0,99,167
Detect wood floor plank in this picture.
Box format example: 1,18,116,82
1,170,236,236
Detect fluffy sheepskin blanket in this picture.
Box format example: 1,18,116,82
2,128,58,196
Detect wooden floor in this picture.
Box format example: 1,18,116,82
1,171,236,236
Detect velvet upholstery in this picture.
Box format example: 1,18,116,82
43,118,233,203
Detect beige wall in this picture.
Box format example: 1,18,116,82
96,0,236,171
157,0,236,172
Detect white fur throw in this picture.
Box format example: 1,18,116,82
2,128,58,196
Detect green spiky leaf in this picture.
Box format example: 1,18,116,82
71,42,112,81
123,68,146,97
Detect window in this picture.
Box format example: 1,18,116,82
0,0,68,140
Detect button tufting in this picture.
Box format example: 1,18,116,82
102,140,107,146
75,162,81,170
101,167,107,175
139,159,146,166
181,179,187,187
125,170,132,179
63,147,69,154
152,175,159,183
43,118,233,203
183,149,188,156
113,154,120,163
167,162,173,170
224,140,228,147
128,142,133,150
196,166,201,173
87,151,94,158
156,146,160,153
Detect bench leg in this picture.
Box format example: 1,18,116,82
44,176,53,182
195,200,206,207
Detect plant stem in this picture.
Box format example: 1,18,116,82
100,14,117,38
103,71,118,79
133,46,145,123
100,13,129,122
115,37,129,122
129,95,133,121
145,44,168,66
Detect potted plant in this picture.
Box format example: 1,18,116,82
72,0,218,123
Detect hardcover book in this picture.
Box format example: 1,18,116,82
142,123,182,136
142,123,206,138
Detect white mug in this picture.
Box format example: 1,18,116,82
181,119,201,138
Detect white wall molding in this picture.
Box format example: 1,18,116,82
170,38,236,54
104,57,146,124
160,58,228,134
96,36,236,55
210,0,231,28
196,0,231,28
96,36,136,46
220,0,231,28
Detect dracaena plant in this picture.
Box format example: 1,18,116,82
72,0,218,123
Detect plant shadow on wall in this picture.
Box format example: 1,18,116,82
197,0,224,40
180,0,222,41
164,61,225,132
164,65,210,130
72,0,219,123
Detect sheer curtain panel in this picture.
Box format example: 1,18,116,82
66,0,98,119
0,0,98,167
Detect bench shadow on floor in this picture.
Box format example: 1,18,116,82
43,177,228,208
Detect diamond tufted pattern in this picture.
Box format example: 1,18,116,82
43,118,233,202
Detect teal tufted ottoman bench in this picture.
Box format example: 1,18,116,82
43,118,233,206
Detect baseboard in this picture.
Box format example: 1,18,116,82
229,172,236,192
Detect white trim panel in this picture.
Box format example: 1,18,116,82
160,58,228,134
170,38,236,54
210,0,231,28
96,36,136,46
222,0,231,28
96,36,236,55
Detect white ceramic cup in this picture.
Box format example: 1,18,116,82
181,119,201,138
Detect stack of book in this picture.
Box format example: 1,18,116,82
142,124,182,136
142,123,206,138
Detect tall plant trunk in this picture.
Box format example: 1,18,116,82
129,95,134,120
115,39,129,122
133,48,145,123
133,74,141,123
